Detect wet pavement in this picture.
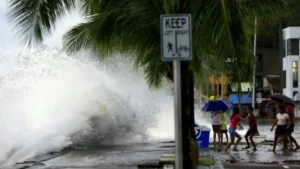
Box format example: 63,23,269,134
2,119,300,169
1,142,174,169
223,163,300,169
206,119,300,165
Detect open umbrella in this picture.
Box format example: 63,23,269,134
202,99,233,112
270,94,295,107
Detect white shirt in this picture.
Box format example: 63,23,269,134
211,112,222,125
277,113,289,125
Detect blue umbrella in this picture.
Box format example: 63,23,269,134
202,99,233,112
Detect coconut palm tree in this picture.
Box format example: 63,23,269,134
8,0,288,168
7,0,287,86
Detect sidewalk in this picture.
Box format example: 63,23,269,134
223,163,299,169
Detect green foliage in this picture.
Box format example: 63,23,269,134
8,0,289,89
8,0,76,45
256,0,299,48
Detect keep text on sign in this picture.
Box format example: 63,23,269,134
160,15,192,61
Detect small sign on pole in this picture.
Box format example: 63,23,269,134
161,14,192,61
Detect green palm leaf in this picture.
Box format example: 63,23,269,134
77,0,100,16
8,0,288,88
8,0,76,45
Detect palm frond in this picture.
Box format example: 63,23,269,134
192,0,254,69
64,0,173,87
8,0,76,46
77,0,100,16
63,0,286,89
241,0,288,18
143,58,169,88
63,21,96,53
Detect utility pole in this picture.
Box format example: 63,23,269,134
279,18,283,95
252,17,257,108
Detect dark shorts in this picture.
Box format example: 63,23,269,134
221,130,228,133
286,123,295,133
245,127,258,137
212,125,221,132
275,125,287,136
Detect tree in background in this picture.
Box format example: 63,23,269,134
8,1,288,168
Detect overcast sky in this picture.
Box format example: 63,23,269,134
0,0,82,50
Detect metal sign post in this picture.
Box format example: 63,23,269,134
173,59,183,169
252,17,257,108
161,14,192,169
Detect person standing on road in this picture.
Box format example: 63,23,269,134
221,110,229,143
242,105,258,151
271,105,290,152
283,102,300,151
211,111,222,145
224,107,244,153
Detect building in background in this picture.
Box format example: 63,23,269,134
200,27,300,117
282,27,300,101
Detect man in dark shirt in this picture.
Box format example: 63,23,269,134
284,102,300,151
242,105,258,151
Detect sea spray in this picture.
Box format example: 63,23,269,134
0,48,173,166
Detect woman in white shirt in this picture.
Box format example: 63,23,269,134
270,105,290,152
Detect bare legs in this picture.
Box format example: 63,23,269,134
213,130,216,144
287,132,300,151
217,131,221,143
249,133,257,150
233,133,242,150
245,133,257,150
221,132,228,144
272,134,279,151
224,133,241,153
224,135,234,153
213,126,221,145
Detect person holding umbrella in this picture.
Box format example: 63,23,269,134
283,102,300,151
270,94,300,151
202,99,233,146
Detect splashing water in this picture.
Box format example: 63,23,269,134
0,48,178,166
0,47,212,167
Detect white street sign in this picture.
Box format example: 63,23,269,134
161,14,192,61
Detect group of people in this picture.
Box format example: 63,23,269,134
210,102,300,154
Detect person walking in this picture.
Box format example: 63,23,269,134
270,105,290,152
242,105,258,151
221,110,229,143
211,111,222,145
283,102,300,151
224,107,244,153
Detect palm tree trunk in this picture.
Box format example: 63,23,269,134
179,0,195,168
180,62,194,169
188,70,196,140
